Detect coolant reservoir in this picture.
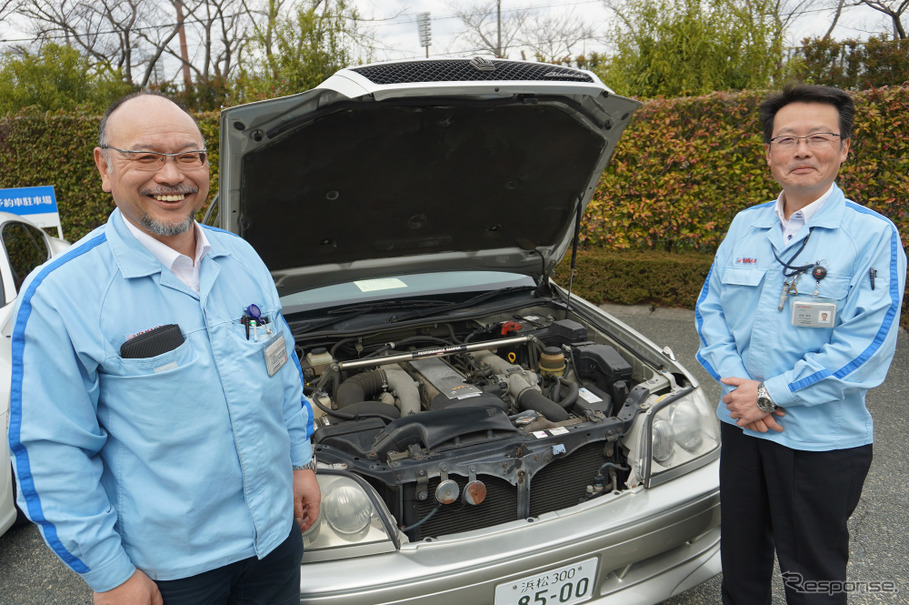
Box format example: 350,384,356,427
305,348,335,376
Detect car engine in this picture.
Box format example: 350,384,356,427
294,308,679,542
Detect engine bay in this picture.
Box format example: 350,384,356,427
293,306,682,540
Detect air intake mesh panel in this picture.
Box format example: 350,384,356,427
351,60,594,85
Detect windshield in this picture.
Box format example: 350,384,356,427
280,271,536,314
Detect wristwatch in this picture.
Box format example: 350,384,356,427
293,454,317,472
756,382,778,413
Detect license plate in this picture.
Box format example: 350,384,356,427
494,557,597,605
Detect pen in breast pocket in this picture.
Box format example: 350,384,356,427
869,268,876,290
242,303,272,341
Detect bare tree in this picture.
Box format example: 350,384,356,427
855,0,907,38
15,0,163,84
173,0,251,82
773,0,876,41
823,0,848,38
724,0,816,43
1,0,17,23
518,9,593,63
451,0,529,58
12,0,261,89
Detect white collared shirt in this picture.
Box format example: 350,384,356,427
123,219,212,292
773,184,835,243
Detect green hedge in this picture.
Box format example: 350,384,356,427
555,249,909,330
3,88,907,251
585,85,909,254
1,89,906,329
554,249,712,307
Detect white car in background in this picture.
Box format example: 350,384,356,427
213,58,723,604
0,212,69,537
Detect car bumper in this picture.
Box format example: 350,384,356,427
0,486,15,537
299,458,720,604
1,408,18,537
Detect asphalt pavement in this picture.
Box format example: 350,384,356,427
0,303,906,604
606,304,909,605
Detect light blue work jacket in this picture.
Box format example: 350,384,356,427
696,184,906,451
8,209,314,591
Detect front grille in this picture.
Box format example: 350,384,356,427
351,60,594,85
530,442,608,516
411,475,516,540
403,442,612,540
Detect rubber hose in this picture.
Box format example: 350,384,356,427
518,388,570,422
336,369,386,408
554,377,579,409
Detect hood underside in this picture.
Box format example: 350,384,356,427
218,60,641,293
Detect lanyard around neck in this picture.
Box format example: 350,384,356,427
773,229,814,278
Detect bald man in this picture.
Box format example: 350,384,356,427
9,92,319,605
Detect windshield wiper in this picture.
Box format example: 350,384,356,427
299,299,452,333
390,285,538,323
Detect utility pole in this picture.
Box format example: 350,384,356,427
174,0,193,92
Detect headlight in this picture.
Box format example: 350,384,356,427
651,419,675,463
302,471,401,562
622,386,720,488
671,400,705,452
323,485,372,537
647,390,720,482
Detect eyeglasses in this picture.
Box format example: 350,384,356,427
769,133,842,149
101,146,208,171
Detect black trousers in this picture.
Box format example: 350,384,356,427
719,421,872,605
155,525,303,605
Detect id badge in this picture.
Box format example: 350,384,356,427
264,334,288,376
791,300,837,328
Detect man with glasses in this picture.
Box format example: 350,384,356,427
696,84,905,604
9,92,320,605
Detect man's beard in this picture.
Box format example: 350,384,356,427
139,212,194,237
137,185,200,237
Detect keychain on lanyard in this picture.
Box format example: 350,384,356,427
773,230,827,311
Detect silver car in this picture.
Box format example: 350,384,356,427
212,58,721,605
0,212,69,537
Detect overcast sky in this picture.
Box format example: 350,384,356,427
0,0,891,67
352,0,890,62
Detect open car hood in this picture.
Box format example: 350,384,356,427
217,59,641,293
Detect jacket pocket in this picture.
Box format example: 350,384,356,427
718,266,767,316
116,337,193,374
813,273,850,301
721,266,766,287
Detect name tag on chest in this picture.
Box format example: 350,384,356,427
264,335,288,376
791,300,837,328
